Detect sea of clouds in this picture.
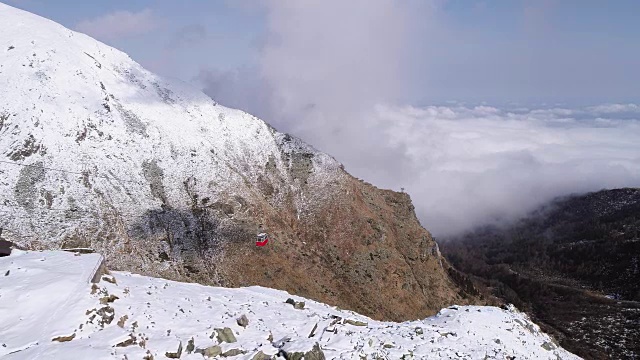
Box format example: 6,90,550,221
197,0,640,236
371,103,640,235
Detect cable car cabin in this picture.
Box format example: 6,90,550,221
256,232,269,247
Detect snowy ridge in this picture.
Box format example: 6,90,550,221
0,250,579,359
0,2,342,248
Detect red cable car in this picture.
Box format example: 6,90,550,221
256,232,269,247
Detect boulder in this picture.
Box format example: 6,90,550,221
222,348,246,357
186,338,195,354
237,314,249,328
165,341,183,359
196,345,222,358
281,343,325,360
215,327,237,343
345,319,368,327
293,301,305,310
252,351,271,360
51,333,76,342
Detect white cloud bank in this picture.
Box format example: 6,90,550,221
372,104,640,236
199,0,640,236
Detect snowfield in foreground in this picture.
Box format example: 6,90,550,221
0,251,579,359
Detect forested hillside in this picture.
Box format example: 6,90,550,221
441,188,640,359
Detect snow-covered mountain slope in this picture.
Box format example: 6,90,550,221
0,250,579,359
0,1,347,282
0,3,472,321
0,1,340,242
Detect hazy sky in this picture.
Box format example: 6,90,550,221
5,0,640,235
8,0,640,103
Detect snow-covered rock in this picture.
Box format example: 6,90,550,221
0,250,580,359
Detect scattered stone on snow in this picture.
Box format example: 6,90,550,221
117,315,128,328
99,294,119,304
285,298,305,309
252,350,271,360
102,275,117,284
222,348,246,357
196,345,221,358
237,314,249,328
115,334,137,347
345,319,368,327
51,333,76,342
165,341,182,358
280,343,325,360
215,327,237,343
186,337,194,354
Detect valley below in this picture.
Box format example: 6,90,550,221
441,188,640,359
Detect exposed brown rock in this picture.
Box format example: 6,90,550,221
222,348,246,357
115,334,137,347
186,338,195,354
165,341,182,358
93,305,115,326
117,315,128,328
51,333,75,342
252,351,270,360
215,175,480,321
237,314,249,328
198,345,221,357
215,327,237,343
345,319,368,327
94,172,482,322
282,343,325,360
99,294,119,304
50,160,479,323
101,275,117,284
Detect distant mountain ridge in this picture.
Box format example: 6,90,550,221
0,3,473,321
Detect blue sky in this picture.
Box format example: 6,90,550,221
7,0,264,79
6,0,639,105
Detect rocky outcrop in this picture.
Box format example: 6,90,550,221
212,175,476,321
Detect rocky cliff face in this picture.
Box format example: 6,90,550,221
0,3,474,321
